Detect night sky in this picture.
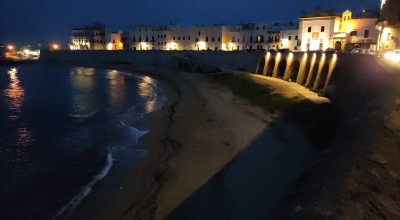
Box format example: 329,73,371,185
0,0,380,45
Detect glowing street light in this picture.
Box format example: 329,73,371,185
7,45,14,51
52,44,59,50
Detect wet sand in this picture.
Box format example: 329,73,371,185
63,64,318,220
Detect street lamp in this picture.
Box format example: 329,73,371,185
52,44,59,50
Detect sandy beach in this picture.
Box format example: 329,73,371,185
61,63,321,220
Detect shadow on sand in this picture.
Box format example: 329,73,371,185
165,116,317,220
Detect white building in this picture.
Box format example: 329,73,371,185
106,31,123,50
279,29,299,51
130,25,170,50
299,8,378,52
228,23,269,50
129,23,267,51
70,23,106,50
169,25,230,51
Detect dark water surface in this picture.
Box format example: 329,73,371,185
0,64,165,219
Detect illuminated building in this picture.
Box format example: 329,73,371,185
130,25,171,50
130,24,230,51
170,25,230,51
228,23,269,50
267,32,281,50
377,0,400,52
106,31,124,50
70,23,106,50
279,29,299,51
299,7,378,52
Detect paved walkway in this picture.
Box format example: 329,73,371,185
250,74,331,104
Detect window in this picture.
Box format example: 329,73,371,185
308,27,311,32
164,34,166,38
364,30,369,38
178,37,180,40
199,32,201,36
146,36,148,42
183,37,185,40
152,36,155,41
188,36,191,40
232,37,235,42
256,26,259,30
139,37,142,41
321,26,325,32
173,37,176,40
268,36,273,43
350,31,357,36
132,37,136,42
250,36,253,43
206,37,208,42
288,36,292,40
243,36,245,42
263,26,265,30
295,36,298,40
218,37,220,41
212,37,215,42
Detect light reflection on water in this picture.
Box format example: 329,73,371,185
2,67,35,176
4,68,25,121
69,67,99,120
107,70,126,114
138,76,162,113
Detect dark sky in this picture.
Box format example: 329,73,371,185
0,0,380,45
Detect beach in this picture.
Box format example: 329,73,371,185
56,63,321,220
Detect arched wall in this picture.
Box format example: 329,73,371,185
262,52,338,94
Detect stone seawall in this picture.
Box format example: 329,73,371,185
39,50,265,73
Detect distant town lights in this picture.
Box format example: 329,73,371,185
8,45,14,50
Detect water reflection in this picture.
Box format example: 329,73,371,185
107,70,126,114
138,76,161,113
4,68,25,121
69,68,99,120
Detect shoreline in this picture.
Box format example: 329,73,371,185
56,62,318,220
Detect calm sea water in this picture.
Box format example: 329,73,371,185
0,64,165,219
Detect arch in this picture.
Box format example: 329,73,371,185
277,59,287,78
267,58,275,76
289,60,300,82
183,62,190,72
335,41,342,51
256,58,266,74
317,63,329,89
194,66,202,73
178,61,183,70
303,61,311,85
309,63,319,87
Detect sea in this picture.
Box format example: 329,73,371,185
0,64,166,219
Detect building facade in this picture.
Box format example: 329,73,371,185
129,23,267,51
377,0,400,51
299,8,378,52
228,23,269,50
106,31,123,50
70,23,106,50
279,29,300,51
